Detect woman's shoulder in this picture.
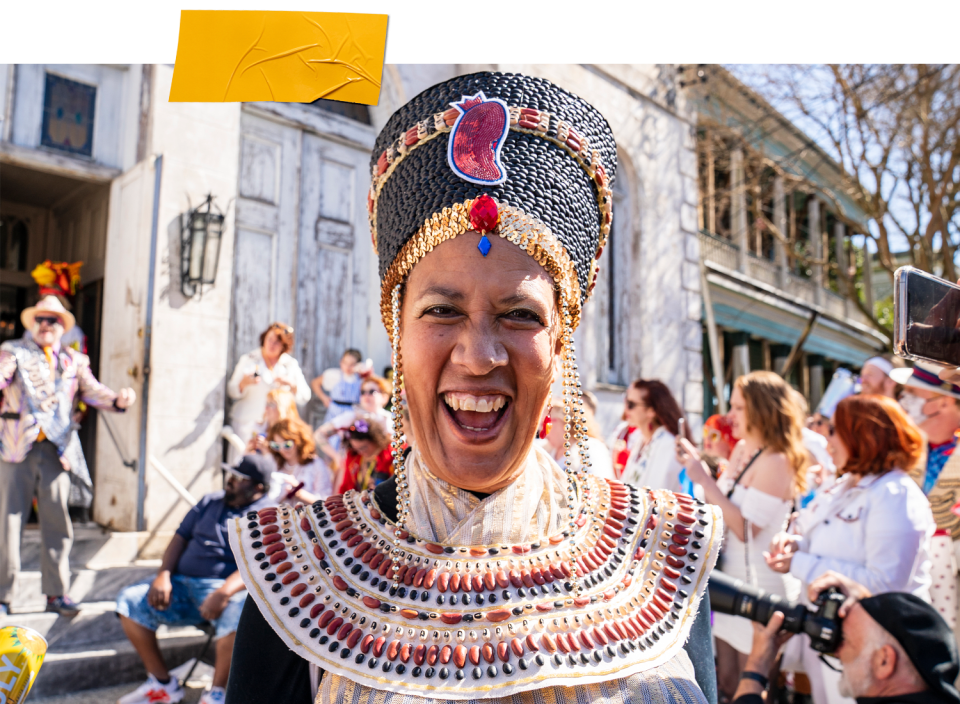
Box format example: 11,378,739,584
278,352,302,368
747,451,795,497
869,469,929,499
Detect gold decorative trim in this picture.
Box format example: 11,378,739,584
378,199,583,332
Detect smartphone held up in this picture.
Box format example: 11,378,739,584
894,266,960,369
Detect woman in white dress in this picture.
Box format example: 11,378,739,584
677,371,807,700
621,379,691,493
226,322,311,463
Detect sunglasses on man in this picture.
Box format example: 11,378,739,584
269,440,296,451
35,316,63,327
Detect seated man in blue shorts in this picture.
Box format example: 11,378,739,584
115,454,274,704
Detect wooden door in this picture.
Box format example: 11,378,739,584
231,113,302,372
295,133,372,426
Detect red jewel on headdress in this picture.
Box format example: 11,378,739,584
470,195,500,257
470,195,499,233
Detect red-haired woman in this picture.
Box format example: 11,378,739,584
765,394,934,704
619,379,691,492
267,418,333,504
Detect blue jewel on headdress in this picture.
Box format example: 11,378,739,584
477,234,492,257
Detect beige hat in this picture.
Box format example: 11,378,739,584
21,295,75,332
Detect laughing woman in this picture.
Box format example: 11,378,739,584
225,72,722,704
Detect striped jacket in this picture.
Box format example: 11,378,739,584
0,337,120,464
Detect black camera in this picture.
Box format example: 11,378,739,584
709,571,845,653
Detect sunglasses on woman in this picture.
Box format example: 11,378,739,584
810,417,835,436
703,428,723,443
360,388,381,396
269,440,296,450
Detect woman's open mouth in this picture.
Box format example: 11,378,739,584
441,392,510,440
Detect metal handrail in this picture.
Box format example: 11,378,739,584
148,455,198,507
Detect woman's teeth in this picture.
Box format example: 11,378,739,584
443,393,506,413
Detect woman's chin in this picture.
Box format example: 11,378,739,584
424,405,532,492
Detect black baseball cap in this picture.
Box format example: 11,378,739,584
859,592,960,703
229,454,274,487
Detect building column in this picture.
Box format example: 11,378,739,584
808,354,825,411
834,220,847,316
731,148,748,271
773,176,788,288
729,331,751,380
771,344,792,377
809,197,823,305
862,237,875,314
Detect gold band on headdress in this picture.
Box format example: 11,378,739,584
379,199,585,332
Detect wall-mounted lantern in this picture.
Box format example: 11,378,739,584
181,194,224,297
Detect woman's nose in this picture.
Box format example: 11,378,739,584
450,323,508,375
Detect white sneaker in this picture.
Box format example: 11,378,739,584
198,686,226,704
117,674,184,704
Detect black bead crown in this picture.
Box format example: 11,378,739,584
369,71,618,307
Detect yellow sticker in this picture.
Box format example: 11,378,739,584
169,10,387,104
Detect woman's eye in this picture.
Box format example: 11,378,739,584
505,309,543,324
423,305,460,317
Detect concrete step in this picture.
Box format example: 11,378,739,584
3,601,216,698
6,525,221,698
19,524,165,569
9,564,159,613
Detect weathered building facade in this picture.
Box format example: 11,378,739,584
0,63,702,547
688,67,887,415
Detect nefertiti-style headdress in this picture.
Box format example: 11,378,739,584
370,71,616,330
371,72,618,586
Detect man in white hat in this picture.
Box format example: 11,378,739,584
891,362,960,641
0,295,136,617
860,354,904,398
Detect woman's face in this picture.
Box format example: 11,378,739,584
272,437,299,465
826,426,850,470
729,387,749,440
545,402,565,449
360,383,387,413
350,437,378,458
263,330,285,359
703,428,732,460
625,387,657,436
401,232,560,493
341,354,359,376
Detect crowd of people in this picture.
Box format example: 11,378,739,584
6,69,960,704
20,303,956,704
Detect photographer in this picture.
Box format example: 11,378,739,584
732,571,960,704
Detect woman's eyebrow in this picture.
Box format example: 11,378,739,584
417,285,465,301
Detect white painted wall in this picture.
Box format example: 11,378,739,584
140,65,242,538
